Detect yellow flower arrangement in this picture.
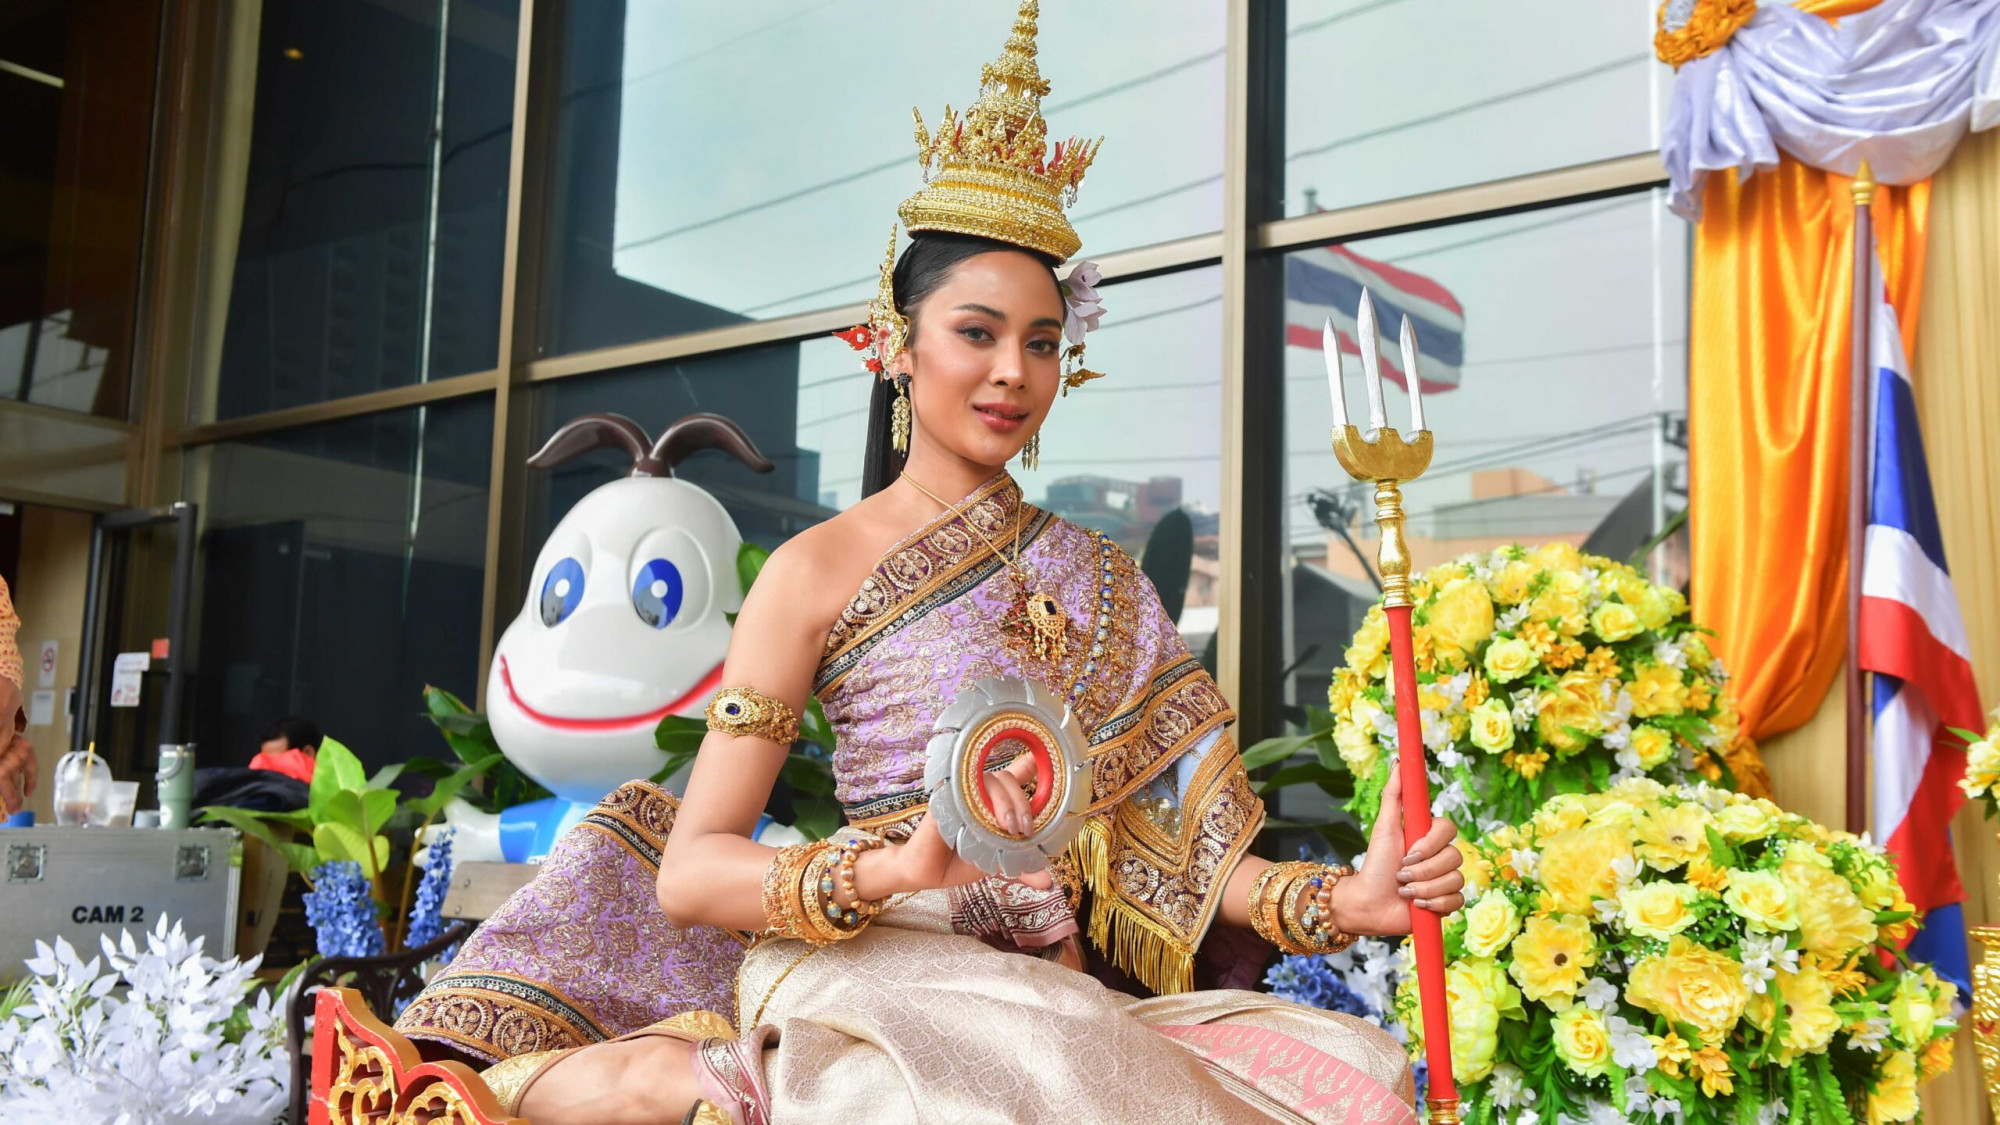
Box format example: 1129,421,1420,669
1390,780,1958,1123
1327,544,1744,833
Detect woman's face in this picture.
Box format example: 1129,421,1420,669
897,250,1065,470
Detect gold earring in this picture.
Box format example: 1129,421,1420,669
891,373,912,453
1021,430,1040,471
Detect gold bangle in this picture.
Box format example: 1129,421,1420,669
760,843,821,941
1278,863,1358,955
799,843,865,945
1246,862,1295,950
707,686,800,744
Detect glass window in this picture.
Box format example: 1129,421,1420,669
1275,191,1689,818
0,0,164,420
194,0,518,423
522,266,1224,656
187,396,494,773
537,0,1226,356
1282,0,1661,216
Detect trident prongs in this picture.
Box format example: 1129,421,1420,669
1327,290,1434,494
1399,314,1427,435
1356,289,1388,434
1322,318,1350,429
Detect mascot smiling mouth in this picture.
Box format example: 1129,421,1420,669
499,655,725,731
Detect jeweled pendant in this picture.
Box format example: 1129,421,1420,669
1022,586,1068,665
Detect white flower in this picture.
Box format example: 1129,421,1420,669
1058,260,1104,343
1510,689,1541,731
1847,1016,1892,1052
1488,1062,1536,1109
1436,747,1468,770
1578,976,1620,1012
1610,855,1643,887
1608,1013,1657,1072
0,916,290,1125
1654,638,1689,670
1498,603,1533,630
1509,847,1540,879
1603,721,1634,752
1755,1101,1790,1124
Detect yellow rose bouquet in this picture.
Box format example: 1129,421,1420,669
1326,543,1744,834
1954,709,2000,817
1393,779,1957,1125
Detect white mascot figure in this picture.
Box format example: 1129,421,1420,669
447,412,806,862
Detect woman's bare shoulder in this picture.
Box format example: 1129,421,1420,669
754,495,909,622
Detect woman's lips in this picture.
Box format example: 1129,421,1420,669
974,403,1028,433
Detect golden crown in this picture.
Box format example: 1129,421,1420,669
898,1,1102,263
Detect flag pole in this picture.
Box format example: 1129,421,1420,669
1845,160,1876,837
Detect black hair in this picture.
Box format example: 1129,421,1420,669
261,714,321,752
861,232,1065,497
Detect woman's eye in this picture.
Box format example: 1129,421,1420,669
958,325,993,342
1029,339,1059,355
540,557,585,627
632,558,685,628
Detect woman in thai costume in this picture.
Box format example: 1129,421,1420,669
396,6,1464,1122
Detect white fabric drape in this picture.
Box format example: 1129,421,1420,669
1663,0,2000,216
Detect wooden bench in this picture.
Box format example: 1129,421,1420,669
300,862,537,1125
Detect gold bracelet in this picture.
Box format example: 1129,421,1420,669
760,843,821,941
799,843,864,945
1246,862,1297,950
707,686,801,744
1279,864,1358,955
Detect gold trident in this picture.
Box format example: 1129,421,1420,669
1325,290,1433,610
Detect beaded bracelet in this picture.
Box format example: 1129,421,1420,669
829,837,888,923
1282,864,1357,955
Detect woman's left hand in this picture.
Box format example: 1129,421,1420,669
1331,765,1465,936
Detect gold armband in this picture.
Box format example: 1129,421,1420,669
707,686,800,744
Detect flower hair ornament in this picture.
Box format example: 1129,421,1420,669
833,230,916,452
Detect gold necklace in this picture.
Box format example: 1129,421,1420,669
900,473,1070,665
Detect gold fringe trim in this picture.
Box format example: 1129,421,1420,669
1066,817,1196,996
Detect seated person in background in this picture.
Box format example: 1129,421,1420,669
249,715,320,783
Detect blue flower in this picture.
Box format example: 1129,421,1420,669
303,860,385,959
405,831,456,961
1263,953,1372,1018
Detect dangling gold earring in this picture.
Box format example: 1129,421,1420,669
1021,430,1040,471
891,373,912,453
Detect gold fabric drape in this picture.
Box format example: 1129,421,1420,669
1686,158,1928,744
1911,122,2000,1124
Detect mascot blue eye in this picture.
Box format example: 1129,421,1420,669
540,557,585,626
632,558,685,628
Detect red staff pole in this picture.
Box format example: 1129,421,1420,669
1326,295,1456,1122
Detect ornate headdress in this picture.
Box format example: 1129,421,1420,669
839,1,1108,455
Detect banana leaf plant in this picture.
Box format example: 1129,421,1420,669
1240,704,1368,859
654,541,843,840
198,735,497,919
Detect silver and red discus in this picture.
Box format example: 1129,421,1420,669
923,677,1093,878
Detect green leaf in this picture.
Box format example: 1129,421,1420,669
423,685,500,765
655,713,709,755
359,789,398,836
368,763,406,789
407,754,503,819
1947,725,1987,745
649,750,698,787
279,842,322,878
781,754,837,798
1240,734,1313,770
197,806,291,856
799,697,837,754
1254,761,1348,794
322,789,370,837
263,808,318,832
313,821,378,870
737,541,772,598
791,795,841,841
319,736,366,790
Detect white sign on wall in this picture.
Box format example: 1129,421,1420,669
109,652,149,709
36,640,57,689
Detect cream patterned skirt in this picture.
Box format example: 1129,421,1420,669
716,890,1416,1125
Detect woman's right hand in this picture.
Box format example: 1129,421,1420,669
853,753,1053,897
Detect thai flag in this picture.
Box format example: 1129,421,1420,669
1284,244,1465,393
1859,234,1979,1000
